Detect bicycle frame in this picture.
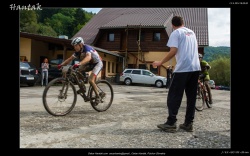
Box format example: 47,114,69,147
64,66,91,101
198,78,208,101
65,67,105,102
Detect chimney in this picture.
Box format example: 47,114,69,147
58,35,68,39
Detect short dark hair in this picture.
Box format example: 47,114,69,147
172,16,184,27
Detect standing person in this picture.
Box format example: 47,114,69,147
41,58,49,86
152,15,201,132
57,37,104,103
199,53,213,104
166,65,173,89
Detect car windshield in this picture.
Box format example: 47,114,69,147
20,62,36,68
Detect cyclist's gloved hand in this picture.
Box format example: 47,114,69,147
73,63,80,69
57,64,62,70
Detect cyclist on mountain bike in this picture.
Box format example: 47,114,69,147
57,37,104,103
199,53,213,104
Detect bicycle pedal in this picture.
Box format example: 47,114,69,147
77,90,81,94
84,97,90,102
77,89,86,94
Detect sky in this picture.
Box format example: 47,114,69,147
82,8,230,47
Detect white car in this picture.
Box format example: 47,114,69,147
208,80,215,89
119,69,167,88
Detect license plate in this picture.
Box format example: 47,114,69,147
26,77,34,80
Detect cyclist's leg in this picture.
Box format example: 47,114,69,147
204,80,213,104
89,62,103,101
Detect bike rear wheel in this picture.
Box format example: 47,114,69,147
195,85,204,111
89,80,114,112
42,77,77,116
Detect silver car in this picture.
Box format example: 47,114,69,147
119,69,167,88
208,80,215,89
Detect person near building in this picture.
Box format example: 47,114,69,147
166,65,173,89
41,58,49,86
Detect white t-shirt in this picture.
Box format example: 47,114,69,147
167,27,201,72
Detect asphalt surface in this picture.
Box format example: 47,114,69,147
20,83,232,153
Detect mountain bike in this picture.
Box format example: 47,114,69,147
42,65,114,116
195,75,212,111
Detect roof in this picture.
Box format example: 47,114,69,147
20,32,72,47
20,32,123,57
73,8,209,46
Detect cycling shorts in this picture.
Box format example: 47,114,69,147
79,61,103,76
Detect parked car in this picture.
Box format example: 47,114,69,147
119,68,167,88
44,59,89,83
20,62,40,86
215,85,230,91
208,80,215,89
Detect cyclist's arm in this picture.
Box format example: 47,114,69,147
79,52,92,66
206,64,211,70
60,55,75,66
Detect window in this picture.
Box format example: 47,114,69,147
132,70,141,75
108,33,114,42
142,70,152,76
124,70,132,73
139,64,147,69
153,32,160,41
150,65,158,74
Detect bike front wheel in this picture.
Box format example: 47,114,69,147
195,85,204,111
42,77,77,116
89,80,114,112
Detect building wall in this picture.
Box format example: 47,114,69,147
20,38,31,61
95,28,169,52
31,40,49,67
126,51,176,77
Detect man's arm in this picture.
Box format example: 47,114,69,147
152,47,177,66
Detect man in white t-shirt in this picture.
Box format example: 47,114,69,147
152,16,201,132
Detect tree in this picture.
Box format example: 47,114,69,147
20,10,39,33
209,56,230,86
38,24,57,37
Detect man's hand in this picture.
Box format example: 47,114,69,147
57,64,62,70
73,63,80,69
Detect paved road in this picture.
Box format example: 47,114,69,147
20,83,230,150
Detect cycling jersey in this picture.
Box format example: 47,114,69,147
72,44,103,76
72,44,102,63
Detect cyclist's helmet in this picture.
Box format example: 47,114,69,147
71,37,84,46
199,53,203,58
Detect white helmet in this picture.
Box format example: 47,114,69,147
71,37,84,46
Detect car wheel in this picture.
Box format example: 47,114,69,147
124,78,132,85
155,80,163,88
